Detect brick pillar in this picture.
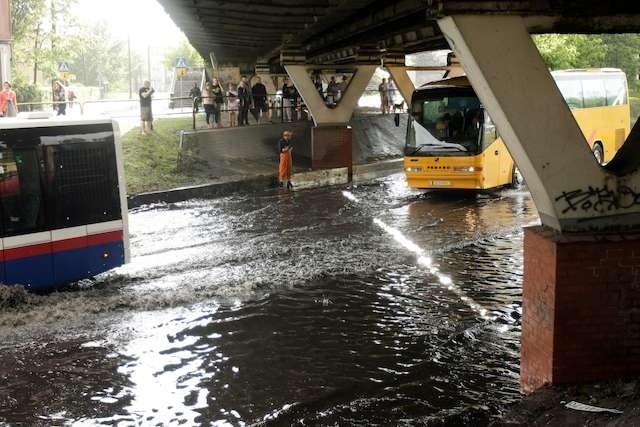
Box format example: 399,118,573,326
311,126,352,171
521,225,640,394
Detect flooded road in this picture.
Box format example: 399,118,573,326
0,174,538,425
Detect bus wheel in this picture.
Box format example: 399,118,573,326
509,166,523,189
593,143,604,165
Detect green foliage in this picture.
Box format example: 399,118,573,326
163,40,204,70
11,76,43,111
533,34,640,92
121,118,213,194
59,22,127,87
533,34,606,70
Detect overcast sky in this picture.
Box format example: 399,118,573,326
75,0,186,49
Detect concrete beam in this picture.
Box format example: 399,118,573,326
284,64,376,126
387,66,415,105
438,15,640,232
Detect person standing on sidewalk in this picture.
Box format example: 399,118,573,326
226,82,239,127
277,130,294,189
139,80,155,134
189,82,202,113
53,81,67,116
252,77,268,123
0,82,18,117
202,81,215,128
238,76,252,126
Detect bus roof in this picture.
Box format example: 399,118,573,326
417,76,471,92
415,68,626,94
0,116,116,130
551,68,625,76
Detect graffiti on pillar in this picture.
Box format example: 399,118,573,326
555,185,640,214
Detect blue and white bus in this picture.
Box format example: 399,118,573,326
0,117,129,291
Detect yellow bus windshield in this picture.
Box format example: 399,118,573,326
406,87,483,156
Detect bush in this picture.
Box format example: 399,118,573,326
11,76,43,111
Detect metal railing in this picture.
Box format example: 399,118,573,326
12,88,401,130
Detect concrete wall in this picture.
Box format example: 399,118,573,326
179,121,313,176
351,113,407,164
179,113,406,178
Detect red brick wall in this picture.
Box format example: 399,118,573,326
521,225,640,394
311,126,353,171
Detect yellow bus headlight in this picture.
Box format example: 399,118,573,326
405,167,423,173
453,166,482,173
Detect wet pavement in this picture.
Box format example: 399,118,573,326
0,174,538,425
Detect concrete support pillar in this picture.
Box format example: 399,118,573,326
522,226,640,393
285,64,376,170
439,14,640,394
387,66,415,105
284,64,376,126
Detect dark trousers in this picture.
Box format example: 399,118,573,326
239,106,250,126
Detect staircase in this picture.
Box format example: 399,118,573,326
169,68,206,109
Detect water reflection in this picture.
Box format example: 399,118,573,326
0,174,538,425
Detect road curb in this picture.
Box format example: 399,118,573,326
352,158,403,183
127,159,401,209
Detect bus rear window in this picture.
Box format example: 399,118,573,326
556,78,584,108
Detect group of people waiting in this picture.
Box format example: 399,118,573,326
192,76,278,129
312,74,350,108
378,77,400,114
0,80,78,118
190,75,307,129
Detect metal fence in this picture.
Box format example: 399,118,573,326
13,88,401,131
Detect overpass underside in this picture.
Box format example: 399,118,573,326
159,0,640,394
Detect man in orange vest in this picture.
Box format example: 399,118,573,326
277,130,294,189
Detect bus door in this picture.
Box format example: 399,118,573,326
0,139,53,290
481,111,502,186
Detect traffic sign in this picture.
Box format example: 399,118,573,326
175,57,188,68
58,71,70,81
176,68,187,77
58,61,70,72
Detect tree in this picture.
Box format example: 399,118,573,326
58,22,127,87
163,40,204,70
534,34,640,94
10,0,77,85
533,34,606,70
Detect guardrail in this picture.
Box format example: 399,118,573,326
14,88,401,131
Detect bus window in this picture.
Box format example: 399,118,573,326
604,75,627,106
407,87,482,155
482,110,498,149
44,136,120,228
0,145,45,236
582,77,606,108
556,78,584,109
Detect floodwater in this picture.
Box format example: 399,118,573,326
0,174,538,426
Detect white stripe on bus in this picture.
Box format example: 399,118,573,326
3,220,124,250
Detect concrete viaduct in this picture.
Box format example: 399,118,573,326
158,0,640,394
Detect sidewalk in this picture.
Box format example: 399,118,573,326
491,380,640,426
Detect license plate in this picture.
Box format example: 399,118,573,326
432,180,450,186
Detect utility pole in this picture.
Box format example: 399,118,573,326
0,0,11,83
147,45,151,81
128,35,132,99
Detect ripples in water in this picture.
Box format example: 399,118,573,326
0,174,538,425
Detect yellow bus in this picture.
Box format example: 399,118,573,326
403,69,630,190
